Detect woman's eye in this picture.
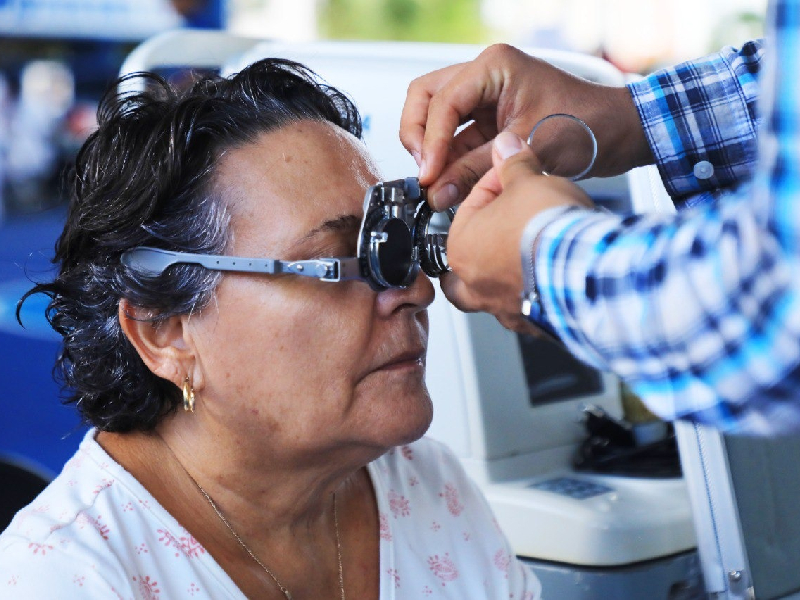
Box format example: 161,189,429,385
313,238,357,258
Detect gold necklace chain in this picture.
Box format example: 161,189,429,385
161,436,345,600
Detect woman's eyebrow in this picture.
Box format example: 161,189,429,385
296,214,362,246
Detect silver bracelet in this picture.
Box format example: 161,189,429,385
527,114,598,181
519,206,581,320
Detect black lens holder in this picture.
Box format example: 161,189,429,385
357,177,454,291
414,201,455,278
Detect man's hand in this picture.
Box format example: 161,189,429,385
399,44,651,210
440,131,593,333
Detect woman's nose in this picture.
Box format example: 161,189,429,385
376,270,435,316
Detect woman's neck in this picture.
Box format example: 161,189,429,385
98,418,372,534
96,422,380,599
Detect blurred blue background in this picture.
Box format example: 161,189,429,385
0,0,225,483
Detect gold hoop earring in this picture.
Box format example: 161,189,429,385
182,376,195,413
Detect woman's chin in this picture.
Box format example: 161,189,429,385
391,394,434,447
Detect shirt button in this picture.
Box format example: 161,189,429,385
693,160,714,180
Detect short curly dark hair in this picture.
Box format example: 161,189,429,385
19,58,363,432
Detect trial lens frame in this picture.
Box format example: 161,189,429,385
121,247,363,282
121,177,450,288
122,114,593,286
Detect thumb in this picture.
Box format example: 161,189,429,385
492,131,545,189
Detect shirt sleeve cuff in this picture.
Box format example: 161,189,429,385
520,205,579,297
522,206,628,369
627,41,762,201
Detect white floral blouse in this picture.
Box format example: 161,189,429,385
0,430,542,599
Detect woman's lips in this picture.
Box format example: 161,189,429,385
375,350,426,372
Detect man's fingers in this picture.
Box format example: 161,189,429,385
399,91,432,166
439,271,480,313
450,121,491,158
430,122,491,208
492,131,545,184
456,165,502,216
400,63,466,169
493,131,595,210
428,142,493,210
441,273,546,337
492,131,587,207
417,109,469,187
426,129,543,211
418,57,506,185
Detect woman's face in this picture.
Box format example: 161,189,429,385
187,120,435,456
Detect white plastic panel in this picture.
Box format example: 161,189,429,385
487,472,696,565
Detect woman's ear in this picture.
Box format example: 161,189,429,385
118,298,194,389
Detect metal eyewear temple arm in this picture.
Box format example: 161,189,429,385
121,247,363,283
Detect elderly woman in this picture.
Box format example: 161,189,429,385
0,59,541,598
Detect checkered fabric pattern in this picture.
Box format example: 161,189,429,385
633,39,763,209
526,0,800,434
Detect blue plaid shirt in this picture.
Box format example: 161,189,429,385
527,0,800,434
